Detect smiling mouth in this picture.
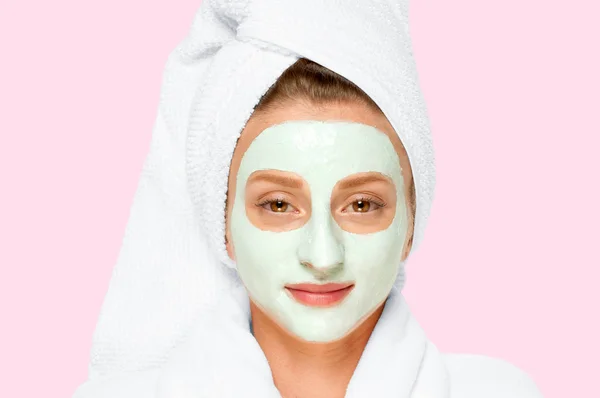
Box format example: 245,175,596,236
284,282,355,307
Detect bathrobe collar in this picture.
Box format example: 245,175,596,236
156,286,450,398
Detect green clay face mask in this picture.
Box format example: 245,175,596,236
230,120,409,342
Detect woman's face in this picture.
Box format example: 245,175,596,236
225,101,414,342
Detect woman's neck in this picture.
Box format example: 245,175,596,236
250,301,386,398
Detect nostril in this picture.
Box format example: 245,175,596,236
301,261,343,278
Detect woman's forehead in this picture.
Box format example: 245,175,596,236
237,121,402,183
234,102,408,165
227,101,413,202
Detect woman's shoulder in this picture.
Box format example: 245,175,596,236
442,353,543,398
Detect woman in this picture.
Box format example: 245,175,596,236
74,1,542,397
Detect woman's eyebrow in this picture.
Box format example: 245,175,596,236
248,174,304,189
337,174,391,190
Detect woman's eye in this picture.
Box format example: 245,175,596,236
344,199,383,213
261,200,296,213
352,200,371,212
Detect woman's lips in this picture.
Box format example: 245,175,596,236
284,283,355,307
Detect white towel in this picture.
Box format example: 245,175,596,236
71,0,536,397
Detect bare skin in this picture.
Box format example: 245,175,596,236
224,100,415,398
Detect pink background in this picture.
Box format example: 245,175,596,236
1,1,598,397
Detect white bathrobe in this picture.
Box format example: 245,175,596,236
74,289,542,397
73,0,543,396
73,356,541,398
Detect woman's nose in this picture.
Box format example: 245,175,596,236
297,213,344,279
